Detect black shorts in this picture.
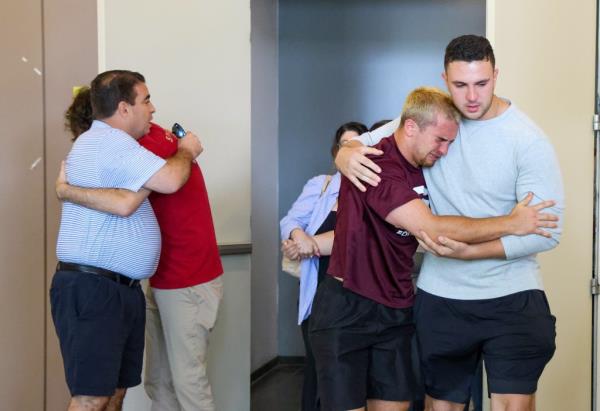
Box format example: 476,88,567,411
50,269,146,397
309,276,416,411
414,288,556,404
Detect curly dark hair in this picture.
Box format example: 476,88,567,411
65,87,93,140
444,35,495,69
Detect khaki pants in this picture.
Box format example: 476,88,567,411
144,276,223,411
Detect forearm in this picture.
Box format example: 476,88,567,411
313,231,334,256
357,117,400,146
144,148,193,194
162,150,193,191
57,183,148,217
501,234,559,260
427,215,513,244
458,239,506,260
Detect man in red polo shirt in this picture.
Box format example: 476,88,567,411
57,119,223,411
139,124,223,411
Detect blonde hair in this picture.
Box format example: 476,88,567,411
400,87,460,129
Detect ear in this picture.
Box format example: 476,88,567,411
403,118,419,137
493,67,499,81
441,71,447,82
116,100,130,118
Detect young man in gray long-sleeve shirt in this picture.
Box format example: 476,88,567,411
336,35,564,411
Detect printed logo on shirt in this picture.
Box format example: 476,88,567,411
413,185,430,207
396,229,411,237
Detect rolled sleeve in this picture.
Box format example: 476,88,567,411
501,137,564,260
280,175,327,240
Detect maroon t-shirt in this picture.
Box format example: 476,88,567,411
328,135,427,308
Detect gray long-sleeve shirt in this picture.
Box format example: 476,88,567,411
359,101,564,299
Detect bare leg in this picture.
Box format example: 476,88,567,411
368,398,411,411
490,393,536,411
68,396,110,411
104,388,126,411
425,395,466,411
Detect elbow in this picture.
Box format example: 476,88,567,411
117,203,137,218
546,236,560,251
116,197,143,217
161,178,186,194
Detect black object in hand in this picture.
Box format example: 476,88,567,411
172,123,186,138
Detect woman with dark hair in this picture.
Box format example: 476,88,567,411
280,121,368,411
65,87,93,140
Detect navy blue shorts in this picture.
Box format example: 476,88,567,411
309,276,416,411
414,288,556,404
50,269,146,397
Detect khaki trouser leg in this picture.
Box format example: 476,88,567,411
145,287,182,411
146,276,223,411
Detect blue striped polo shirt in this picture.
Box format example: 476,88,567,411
56,120,167,279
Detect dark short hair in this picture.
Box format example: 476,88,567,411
444,35,495,69
90,70,145,119
370,120,392,132
65,87,93,140
331,121,368,158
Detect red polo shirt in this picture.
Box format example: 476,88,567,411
139,123,223,289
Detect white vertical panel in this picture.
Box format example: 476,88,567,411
488,1,596,410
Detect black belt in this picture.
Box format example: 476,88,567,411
57,261,140,287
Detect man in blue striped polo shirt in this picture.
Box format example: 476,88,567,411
50,70,203,411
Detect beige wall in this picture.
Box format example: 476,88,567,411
488,0,596,409
43,1,99,409
0,0,45,408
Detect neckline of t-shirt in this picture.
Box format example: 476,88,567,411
388,136,421,174
462,98,514,128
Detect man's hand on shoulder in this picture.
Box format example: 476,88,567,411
335,141,383,192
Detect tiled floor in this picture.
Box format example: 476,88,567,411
251,363,304,411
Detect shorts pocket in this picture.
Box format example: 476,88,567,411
76,276,113,319
309,278,363,332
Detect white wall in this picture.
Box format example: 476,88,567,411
99,1,252,409
102,0,251,244
488,0,596,409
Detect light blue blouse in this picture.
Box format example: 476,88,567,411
280,172,341,324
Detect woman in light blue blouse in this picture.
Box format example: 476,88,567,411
280,121,367,411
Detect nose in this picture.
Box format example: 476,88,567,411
438,143,450,156
150,102,156,114
467,86,477,102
